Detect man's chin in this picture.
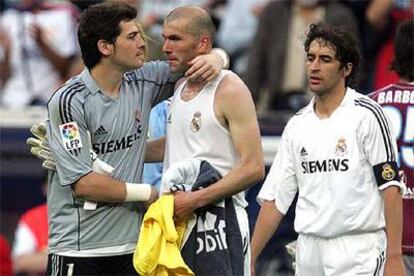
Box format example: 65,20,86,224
127,61,144,70
169,65,187,74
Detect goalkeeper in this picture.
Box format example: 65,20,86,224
27,2,227,275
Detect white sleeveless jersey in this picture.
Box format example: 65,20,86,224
163,70,247,208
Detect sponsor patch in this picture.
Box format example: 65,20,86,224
59,122,83,155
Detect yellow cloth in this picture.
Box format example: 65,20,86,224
133,195,194,276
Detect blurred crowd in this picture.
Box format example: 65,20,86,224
0,0,413,275
0,0,412,112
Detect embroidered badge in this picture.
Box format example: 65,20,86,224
381,163,396,181
190,111,202,132
335,138,348,156
135,110,142,124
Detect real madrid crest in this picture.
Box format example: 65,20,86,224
190,111,202,132
381,163,396,181
335,138,348,156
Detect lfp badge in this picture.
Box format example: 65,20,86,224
59,122,83,155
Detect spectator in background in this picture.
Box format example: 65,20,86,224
245,0,357,113
0,0,80,108
142,99,170,190
215,0,270,76
337,0,379,93
369,19,414,276
0,234,13,276
366,0,413,90
12,175,48,275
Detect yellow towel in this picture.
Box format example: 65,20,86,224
133,194,194,276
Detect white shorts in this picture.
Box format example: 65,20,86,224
296,230,386,276
235,206,250,276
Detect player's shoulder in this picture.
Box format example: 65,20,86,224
48,76,87,107
216,70,248,95
126,60,172,84
352,92,383,112
350,90,389,125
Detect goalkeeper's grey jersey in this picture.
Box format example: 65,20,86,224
47,62,175,254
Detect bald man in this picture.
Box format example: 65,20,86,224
159,6,265,275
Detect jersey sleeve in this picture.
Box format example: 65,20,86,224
359,99,402,191
133,61,178,107
257,120,298,215
47,90,93,186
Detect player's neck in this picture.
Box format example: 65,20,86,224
181,79,207,101
90,64,123,97
314,86,346,119
186,77,207,89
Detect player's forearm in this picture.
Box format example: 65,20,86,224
73,172,157,203
383,186,403,256
73,172,127,202
251,200,283,262
145,137,165,162
194,158,264,208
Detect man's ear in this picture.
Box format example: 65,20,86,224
343,63,353,78
197,35,211,53
97,39,113,57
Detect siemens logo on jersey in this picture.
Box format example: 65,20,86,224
92,131,142,154
302,159,349,174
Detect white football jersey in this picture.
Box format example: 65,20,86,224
163,70,247,208
258,88,402,238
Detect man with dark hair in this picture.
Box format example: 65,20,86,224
250,23,405,275
44,2,226,275
369,19,414,276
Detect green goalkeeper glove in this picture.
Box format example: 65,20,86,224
27,122,115,174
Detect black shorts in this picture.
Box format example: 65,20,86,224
46,253,137,275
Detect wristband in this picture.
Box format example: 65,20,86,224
211,48,229,69
125,183,152,202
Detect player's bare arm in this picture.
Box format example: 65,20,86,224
145,137,166,163
74,172,158,205
250,200,284,276
173,73,265,220
383,186,405,276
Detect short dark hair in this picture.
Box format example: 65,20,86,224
304,23,361,88
77,2,137,69
391,19,414,81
